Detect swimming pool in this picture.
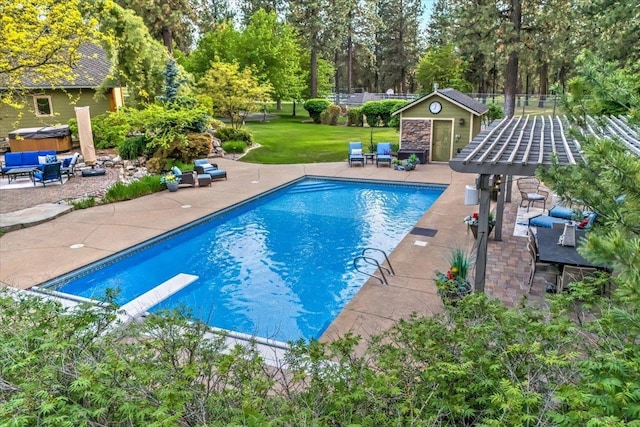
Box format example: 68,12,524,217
46,177,445,343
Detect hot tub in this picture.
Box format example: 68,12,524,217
8,125,72,152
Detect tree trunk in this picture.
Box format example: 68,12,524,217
538,62,548,108
161,26,173,55
276,99,282,111
310,43,318,98
347,33,353,94
334,51,340,101
503,0,521,118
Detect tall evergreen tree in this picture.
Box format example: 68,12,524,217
238,0,284,26
287,0,329,98
192,0,235,34
374,0,423,93
115,0,195,54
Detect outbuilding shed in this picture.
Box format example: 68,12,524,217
392,88,489,163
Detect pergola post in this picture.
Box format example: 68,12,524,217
474,174,492,293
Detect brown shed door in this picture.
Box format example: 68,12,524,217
432,120,452,161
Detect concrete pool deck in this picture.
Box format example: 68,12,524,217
0,159,552,346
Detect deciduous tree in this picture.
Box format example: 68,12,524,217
199,61,273,128
236,10,304,110
97,1,168,105
415,44,473,93
0,0,97,106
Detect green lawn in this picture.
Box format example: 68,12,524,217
242,115,399,164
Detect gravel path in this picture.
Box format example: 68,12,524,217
0,167,120,214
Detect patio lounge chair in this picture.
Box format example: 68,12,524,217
348,141,365,167
376,142,392,167
517,176,549,211
33,162,62,187
61,152,80,178
171,166,195,187
194,159,227,181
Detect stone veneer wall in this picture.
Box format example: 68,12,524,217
400,119,431,150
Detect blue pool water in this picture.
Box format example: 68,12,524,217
54,178,444,342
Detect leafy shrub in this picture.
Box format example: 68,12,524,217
221,140,247,154
319,110,330,125
303,98,332,123
117,135,149,161
485,102,504,125
67,118,78,137
361,100,407,127
347,107,363,126
215,126,254,144
102,175,165,203
92,112,132,149
326,104,341,125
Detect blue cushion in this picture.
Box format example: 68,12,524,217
62,158,72,167
529,215,568,228
172,166,182,176
4,153,23,167
549,205,585,220
22,152,40,165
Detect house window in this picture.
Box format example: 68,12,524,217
34,95,53,117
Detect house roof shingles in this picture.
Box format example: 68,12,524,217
2,43,113,90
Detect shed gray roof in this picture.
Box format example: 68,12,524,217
392,88,489,116
3,43,113,90
449,114,639,176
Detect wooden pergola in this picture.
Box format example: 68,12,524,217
448,114,638,292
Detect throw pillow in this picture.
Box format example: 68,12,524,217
38,155,48,165
351,148,362,155
46,154,57,163
62,158,72,167
577,216,591,229
172,166,182,176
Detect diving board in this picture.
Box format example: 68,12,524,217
117,273,198,323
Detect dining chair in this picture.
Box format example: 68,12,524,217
527,242,537,293
527,226,538,260
557,265,600,293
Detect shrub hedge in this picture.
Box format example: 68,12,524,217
303,99,332,124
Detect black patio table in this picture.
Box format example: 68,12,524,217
5,167,37,183
536,227,600,268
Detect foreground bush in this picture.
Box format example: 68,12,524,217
2,286,630,426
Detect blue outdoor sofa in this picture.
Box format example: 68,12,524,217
1,150,57,177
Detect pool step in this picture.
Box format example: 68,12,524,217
118,273,199,323
286,181,344,194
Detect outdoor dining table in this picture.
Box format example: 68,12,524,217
536,227,600,268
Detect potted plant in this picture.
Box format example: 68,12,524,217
434,248,473,303
392,158,404,170
463,211,496,239
404,154,419,171
160,172,181,192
